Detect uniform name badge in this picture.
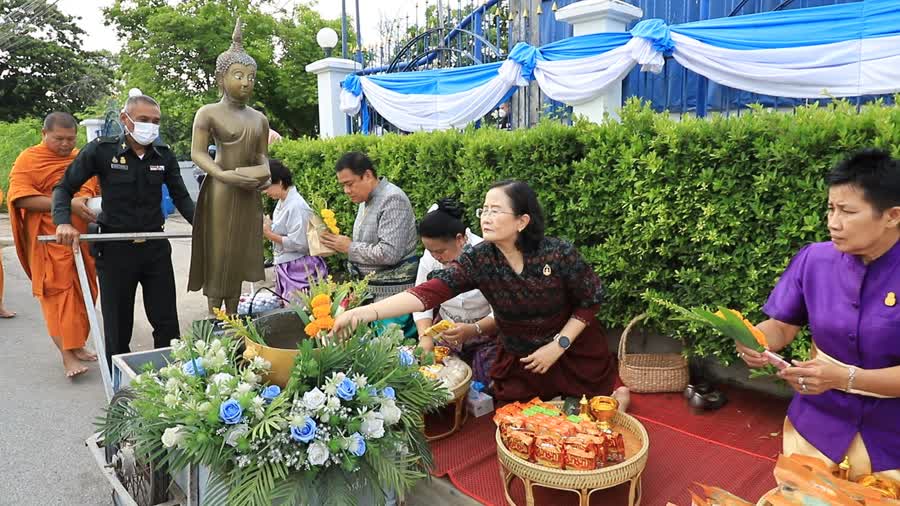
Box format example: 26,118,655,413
149,165,165,172
110,159,128,170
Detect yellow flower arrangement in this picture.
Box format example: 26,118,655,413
321,208,340,234
312,304,331,319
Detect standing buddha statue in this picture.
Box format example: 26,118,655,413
188,18,270,314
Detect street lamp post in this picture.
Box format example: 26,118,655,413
316,27,339,58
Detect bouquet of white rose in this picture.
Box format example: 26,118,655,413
101,319,447,506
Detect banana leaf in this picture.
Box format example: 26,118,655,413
649,297,764,352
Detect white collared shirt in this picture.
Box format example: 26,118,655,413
271,186,312,264
412,229,493,324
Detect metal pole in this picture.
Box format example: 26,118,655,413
354,0,363,64
341,0,348,58
341,0,352,135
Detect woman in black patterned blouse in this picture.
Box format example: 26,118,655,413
334,180,628,405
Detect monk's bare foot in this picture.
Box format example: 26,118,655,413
612,386,631,412
0,307,15,318
73,348,98,362
62,351,89,378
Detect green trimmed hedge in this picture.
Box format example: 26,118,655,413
271,99,900,364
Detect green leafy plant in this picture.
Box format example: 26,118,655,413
100,319,447,506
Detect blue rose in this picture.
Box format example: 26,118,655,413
182,358,206,377
219,399,243,425
367,387,377,397
290,416,317,443
398,349,415,367
261,385,281,403
348,432,366,457
381,386,396,400
336,377,357,401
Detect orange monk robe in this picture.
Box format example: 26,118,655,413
7,143,100,350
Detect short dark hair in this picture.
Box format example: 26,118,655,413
124,95,160,113
418,198,467,240
268,158,293,189
489,179,545,252
826,149,900,214
43,112,78,131
335,151,376,178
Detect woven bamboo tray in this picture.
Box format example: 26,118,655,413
496,403,650,506
425,362,472,442
618,313,690,393
756,488,777,506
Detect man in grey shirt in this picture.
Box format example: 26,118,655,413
321,152,417,276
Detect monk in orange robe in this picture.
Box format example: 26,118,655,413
7,112,101,377
0,188,17,318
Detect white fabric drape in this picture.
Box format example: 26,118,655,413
533,37,662,105
671,32,900,98
340,60,526,132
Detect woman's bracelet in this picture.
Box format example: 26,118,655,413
846,366,857,392
473,321,483,335
371,308,380,322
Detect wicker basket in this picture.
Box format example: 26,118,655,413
496,403,649,505
447,362,473,402
618,313,690,393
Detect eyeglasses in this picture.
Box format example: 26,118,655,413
476,207,515,218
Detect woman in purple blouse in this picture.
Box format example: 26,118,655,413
736,150,900,481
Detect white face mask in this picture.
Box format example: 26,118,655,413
498,108,508,118
125,113,160,146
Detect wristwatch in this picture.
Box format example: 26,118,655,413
554,334,571,350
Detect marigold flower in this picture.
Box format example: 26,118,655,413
316,316,335,331
312,305,331,319
310,294,331,309
321,209,335,219
304,321,320,337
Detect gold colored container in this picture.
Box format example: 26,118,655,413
589,395,619,432
243,337,299,387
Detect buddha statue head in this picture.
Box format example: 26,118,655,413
215,18,257,103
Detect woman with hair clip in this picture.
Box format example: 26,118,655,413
333,180,628,407
414,198,497,386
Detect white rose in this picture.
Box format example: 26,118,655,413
307,441,330,466
235,382,253,395
211,373,233,386
303,388,327,411
224,424,249,448
161,426,185,448
379,399,402,426
360,413,385,439
326,395,341,411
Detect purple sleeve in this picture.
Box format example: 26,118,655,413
762,244,812,327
